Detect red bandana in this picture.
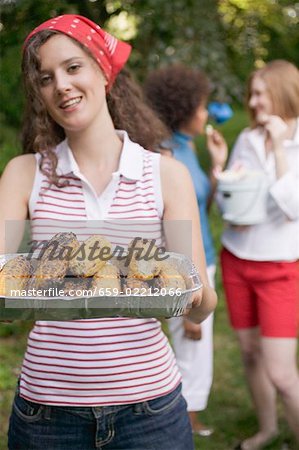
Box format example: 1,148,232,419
24,14,132,90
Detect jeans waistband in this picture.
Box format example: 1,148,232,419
16,379,182,418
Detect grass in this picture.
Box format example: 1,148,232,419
0,110,298,449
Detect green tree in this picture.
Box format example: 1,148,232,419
0,0,298,133
219,0,299,80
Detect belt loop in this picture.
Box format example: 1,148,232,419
44,405,51,420
133,402,144,415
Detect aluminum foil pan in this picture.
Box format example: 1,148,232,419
0,252,202,320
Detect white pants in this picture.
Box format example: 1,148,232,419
168,265,215,412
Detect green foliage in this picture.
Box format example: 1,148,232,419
0,116,21,174
119,0,242,101
1,0,298,136
219,0,299,81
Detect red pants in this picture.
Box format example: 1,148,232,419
220,248,299,337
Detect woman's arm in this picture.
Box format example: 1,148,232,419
0,155,36,254
260,114,290,178
206,128,228,209
160,155,217,323
259,115,299,220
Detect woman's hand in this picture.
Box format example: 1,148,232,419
258,114,288,148
257,114,289,178
187,284,217,324
206,127,228,207
190,289,203,308
183,317,202,340
206,128,228,170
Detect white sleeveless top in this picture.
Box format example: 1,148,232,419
19,131,181,406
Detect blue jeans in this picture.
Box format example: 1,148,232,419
8,383,194,450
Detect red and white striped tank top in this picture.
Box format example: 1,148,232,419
19,131,181,406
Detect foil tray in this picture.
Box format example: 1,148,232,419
0,253,202,320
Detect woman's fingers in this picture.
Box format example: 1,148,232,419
183,318,202,340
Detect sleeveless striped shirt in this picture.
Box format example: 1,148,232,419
19,131,181,406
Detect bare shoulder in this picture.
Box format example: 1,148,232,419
160,154,192,186
2,154,36,176
160,153,189,175
160,154,193,196
1,154,36,187
0,154,36,209
159,154,197,222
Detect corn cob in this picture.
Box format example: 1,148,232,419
28,260,68,290
154,263,186,291
69,235,112,277
31,232,79,289
91,264,120,293
128,238,161,280
124,272,151,294
62,278,91,296
0,255,32,297
38,232,80,261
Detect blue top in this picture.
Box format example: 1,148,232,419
169,131,215,266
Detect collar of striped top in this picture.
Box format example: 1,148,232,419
55,130,144,181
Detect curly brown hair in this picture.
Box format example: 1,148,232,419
144,64,210,132
21,30,169,186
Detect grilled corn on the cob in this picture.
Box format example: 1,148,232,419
31,232,79,289
155,263,186,291
70,235,112,277
128,238,161,280
125,273,151,294
0,255,32,296
91,264,121,293
62,278,91,296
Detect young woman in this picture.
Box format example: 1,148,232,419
0,15,217,450
144,65,227,437
220,60,299,450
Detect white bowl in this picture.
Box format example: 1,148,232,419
217,171,269,225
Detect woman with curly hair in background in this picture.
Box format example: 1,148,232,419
144,64,227,438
